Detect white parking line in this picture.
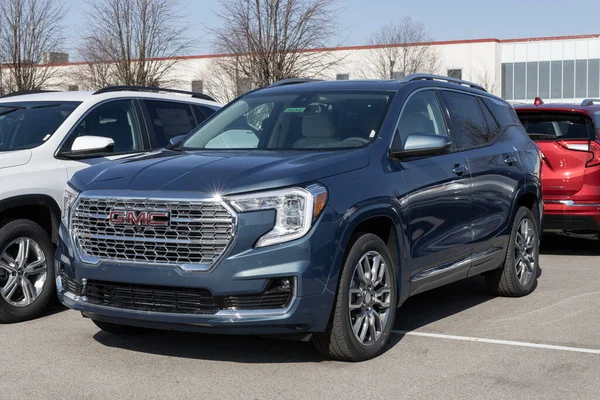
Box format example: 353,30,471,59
392,330,600,355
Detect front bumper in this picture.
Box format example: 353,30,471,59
55,208,340,335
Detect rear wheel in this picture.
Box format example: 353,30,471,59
92,319,150,335
0,219,55,323
312,233,397,361
487,207,540,297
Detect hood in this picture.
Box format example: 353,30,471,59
0,150,32,170
71,148,370,195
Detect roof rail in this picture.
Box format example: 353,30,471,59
268,78,323,87
93,85,216,102
401,73,487,92
0,89,59,98
581,98,600,106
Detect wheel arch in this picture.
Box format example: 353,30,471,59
512,183,542,234
0,195,61,245
326,201,410,305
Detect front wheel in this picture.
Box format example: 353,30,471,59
312,233,397,361
0,219,55,323
486,206,540,297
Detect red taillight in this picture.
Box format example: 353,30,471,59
534,97,544,106
557,140,600,167
588,141,600,167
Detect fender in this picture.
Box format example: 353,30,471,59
509,182,543,233
324,198,411,307
0,194,61,244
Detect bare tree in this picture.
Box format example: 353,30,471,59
467,64,499,95
195,58,244,103
360,17,439,80
210,0,343,91
0,0,65,94
78,0,191,89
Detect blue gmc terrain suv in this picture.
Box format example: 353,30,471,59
56,74,543,361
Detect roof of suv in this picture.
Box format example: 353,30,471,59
0,89,221,106
255,74,505,102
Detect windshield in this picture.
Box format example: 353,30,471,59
180,90,394,150
518,111,593,140
0,101,80,151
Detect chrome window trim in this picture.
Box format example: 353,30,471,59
69,193,238,273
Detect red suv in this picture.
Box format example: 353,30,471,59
515,98,600,240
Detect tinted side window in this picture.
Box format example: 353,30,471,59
482,97,520,127
197,105,218,118
440,91,489,148
394,90,447,149
144,100,196,148
479,98,501,139
68,100,142,154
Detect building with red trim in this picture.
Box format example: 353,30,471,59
3,34,600,103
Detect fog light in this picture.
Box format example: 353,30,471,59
267,278,293,293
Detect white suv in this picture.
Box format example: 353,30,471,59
0,87,221,322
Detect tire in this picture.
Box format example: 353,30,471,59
312,233,398,361
92,319,150,335
0,219,56,323
486,206,540,297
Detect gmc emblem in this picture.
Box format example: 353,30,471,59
108,210,170,227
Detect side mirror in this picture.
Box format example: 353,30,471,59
70,136,115,155
169,135,186,146
390,133,452,159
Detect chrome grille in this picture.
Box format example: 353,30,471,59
71,197,235,267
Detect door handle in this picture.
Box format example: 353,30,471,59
503,156,517,166
452,164,469,175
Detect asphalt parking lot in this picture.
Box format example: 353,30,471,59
1,234,599,400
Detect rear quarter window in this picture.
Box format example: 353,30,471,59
482,97,520,127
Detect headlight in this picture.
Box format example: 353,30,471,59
229,184,328,247
62,184,80,226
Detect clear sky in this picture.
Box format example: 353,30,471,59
63,0,600,56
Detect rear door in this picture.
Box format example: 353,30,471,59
140,100,206,148
438,90,522,275
517,111,595,197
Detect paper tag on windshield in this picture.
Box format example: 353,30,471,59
284,107,306,113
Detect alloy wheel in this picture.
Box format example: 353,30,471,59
514,218,536,286
348,251,392,346
0,237,47,307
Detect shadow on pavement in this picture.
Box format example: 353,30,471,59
94,329,325,363
92,233,589,362
93,277,496,362
394,275,494,332
36,300,68,320
540,233,600,256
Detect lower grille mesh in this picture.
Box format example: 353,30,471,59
70,278,294,314
85,280,219,315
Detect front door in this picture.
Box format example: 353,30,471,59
392,89,473,294
58,99,146,179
